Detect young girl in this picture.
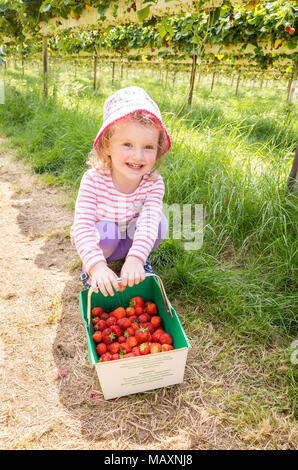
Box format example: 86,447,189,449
70,86,171,297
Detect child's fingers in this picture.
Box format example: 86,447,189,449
110,275,120,294
127,272,134,288
97,280,109,297
134,271,141,285
121,272,128,288
140,269,146,282
119,283,126,292
103,278,116,297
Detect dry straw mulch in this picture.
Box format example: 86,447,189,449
0,138,296,450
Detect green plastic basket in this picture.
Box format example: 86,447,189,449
79,274,191,399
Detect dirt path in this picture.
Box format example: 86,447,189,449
1,137,294,450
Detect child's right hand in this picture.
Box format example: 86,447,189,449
89,261,120,297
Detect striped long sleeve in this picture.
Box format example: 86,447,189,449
70,169,165,271
127,177,164,263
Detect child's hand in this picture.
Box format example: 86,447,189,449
121,256,146,288
89,261,120,297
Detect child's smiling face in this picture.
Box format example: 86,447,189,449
107,118,160,193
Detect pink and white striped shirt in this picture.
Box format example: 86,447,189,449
70,168,165,273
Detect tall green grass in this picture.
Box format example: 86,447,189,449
0,60,297,341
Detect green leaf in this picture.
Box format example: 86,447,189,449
42,3,51,13
158,23,167,38
97,5,108,15
0,5,9,12
137,5,150,21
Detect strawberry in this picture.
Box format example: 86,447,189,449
139,342,150,355
102,327,116,344
150,316,161,328
92,331,102,343
135,327,150,343
111,353,120,360
135,307,144,315
132,346,141,356
108,342,121,355
106,316,117,327
150,343,162,354
146,303,158,315
151,328,164,343
111,307,127,320
120,342,132,354
100,312,109,320
95,319,107,331
101,353,111,362
92,307,104,317
126,307,135,317
126,336,138,348
123,352,136,358
138,313,150,323
96,342,107,356
159,332,173,345
129,297,145,308
117,317,131,329
161,344,174,352
124,326,135,337
128,315,138,323
111,325,122,337
142,322,154,334
131,322,140,331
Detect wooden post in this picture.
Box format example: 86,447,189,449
93,55,97,90
197,67,201,86
172,66,177,95
42,36,48,98
211,70,216,91
251,74,256,92
112,61,115,85
288,67,297,103
287,146,298,192
188,55,197,107
235,71,241,96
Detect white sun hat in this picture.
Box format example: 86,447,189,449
93,86,171,155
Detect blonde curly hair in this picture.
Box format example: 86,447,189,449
87,111,169,178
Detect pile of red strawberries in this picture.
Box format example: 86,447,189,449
91,296,173,362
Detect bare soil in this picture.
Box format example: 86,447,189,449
0,137,296,450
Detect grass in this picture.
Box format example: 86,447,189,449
0,58,297,429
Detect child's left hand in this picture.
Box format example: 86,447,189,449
121,255,146,288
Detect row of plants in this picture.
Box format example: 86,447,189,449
1,1,297,73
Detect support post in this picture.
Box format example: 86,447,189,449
288,67,297,103
235,71,241,96
211,70,216,91
112,61,115,86
188,55,197,107
42,36,48,98
287,146,298,193
93,55,97,90
172,66,177,96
